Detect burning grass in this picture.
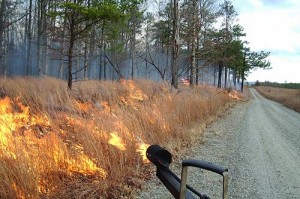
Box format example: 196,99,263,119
0,77,233,198
255,86,300,113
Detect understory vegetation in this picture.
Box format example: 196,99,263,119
255,86,300,113
255,81,300,89
0,77,235,198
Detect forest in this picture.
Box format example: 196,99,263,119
0,0,273,197
0,0,270,91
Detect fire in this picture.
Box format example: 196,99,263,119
0,97,109,191
136,143,150,163
0,80,153,197
120,79,148,101
108,132,150,163
108,132,126,151
11,182,26,199
67,153,107,178
119,79,148,110
0,96,51,138
0,97,13,146
228,90,244,101
75,101,93,113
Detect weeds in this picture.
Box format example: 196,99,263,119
256,86,300,112
0,77,231,198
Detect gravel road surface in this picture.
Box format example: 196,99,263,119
137,88,300,199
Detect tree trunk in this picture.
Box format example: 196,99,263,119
171,0,179,89
99,25,104,79
233,66,237,87
131,28,135,80
58,17,67,79
68,17,75,89
88,26,95,78
83,43,88,79
196,24,200,85
190,0,197,86
37,0,47,76
68,38,74,89
241,68,244,92
218,60,223,88
0,0,6,76
26,0,33,75
214,66,217,86
241,52,246,92
224,65,228,88
37,0,42,75
103,43,107,79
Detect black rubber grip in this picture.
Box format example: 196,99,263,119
182,159,228,176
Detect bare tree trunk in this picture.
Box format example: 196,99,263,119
130,7,137,80
88,26,95,78
145,37,149,78
224,0,229,89
3,25,8,76
26,0,33,75
224,65,228,88
0,0,6,76
103,43,107,79
241,68,244,92
190,0,197,86
196,23,200,85
232,66,236,86
214,66,216,86
241,52,246,92
218,60,223,88
37,0,42,75
83,41,88,79
130,26,135,79
58,17,67,79
37,0,47,76
75,46,79,80
99,25,104,79
171,0,179,89
68,18,75,89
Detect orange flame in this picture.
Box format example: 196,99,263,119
108,132,126,151
67,154,107,178
1,87,153,197
11,182,26,199
119,80,148,110
228,90,244,101
136,143,150,163
0,97,108,179
75,101,93,113
0,97,14,146
120,79,148,101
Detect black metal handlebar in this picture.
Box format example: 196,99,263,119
146,145,228,199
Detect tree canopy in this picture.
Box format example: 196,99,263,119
0,0,270,90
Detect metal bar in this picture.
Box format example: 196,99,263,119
182,159,227,176
179,166,188,199
223,171,229,199
168,168,203,198
156,166,195,199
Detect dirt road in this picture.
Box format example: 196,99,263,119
137,88,300,198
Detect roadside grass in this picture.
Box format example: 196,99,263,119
0,77,232,198
255,86,300,113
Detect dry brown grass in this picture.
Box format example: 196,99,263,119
0,77,232,198
255,86,300,112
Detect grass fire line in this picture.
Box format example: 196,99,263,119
0,77,236,198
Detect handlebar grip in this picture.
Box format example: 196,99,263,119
182,159,228,176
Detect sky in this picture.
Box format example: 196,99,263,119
233,0,300,83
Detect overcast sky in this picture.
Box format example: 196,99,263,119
233,0,300,83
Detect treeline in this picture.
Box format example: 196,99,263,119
0,0,270,90
255,81,300,89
